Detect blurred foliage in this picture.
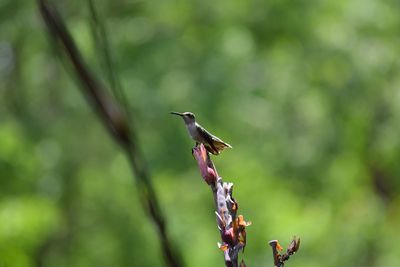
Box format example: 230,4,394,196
1,0,400,266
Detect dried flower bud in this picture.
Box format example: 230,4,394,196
206,167,216,184
287,237,300,254
276,242,283,251
237,215,252,228
192,144,217,184
218,242,229,251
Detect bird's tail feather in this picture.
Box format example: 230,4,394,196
204,140,232,155
215,141,232,150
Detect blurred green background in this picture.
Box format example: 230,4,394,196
1,0,400,266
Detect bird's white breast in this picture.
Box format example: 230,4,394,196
186,122,201,142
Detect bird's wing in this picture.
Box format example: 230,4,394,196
197,124,232,152
197,124,219,154
204,127,232,148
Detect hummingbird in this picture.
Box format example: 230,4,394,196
171,111,232,155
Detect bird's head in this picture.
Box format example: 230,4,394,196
170,111,196,124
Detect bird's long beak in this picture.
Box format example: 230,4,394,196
170,111,184,117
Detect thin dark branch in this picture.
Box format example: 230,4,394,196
87,0,128,112
37,1,183,266
38,0,130,145
87,0,117,91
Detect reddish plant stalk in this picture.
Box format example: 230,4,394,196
192,144,251,267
